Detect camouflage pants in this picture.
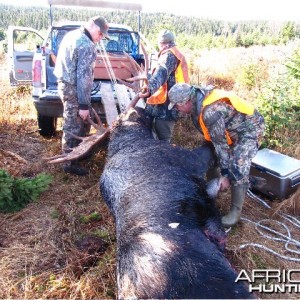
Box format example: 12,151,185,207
152,119,175,142
57,81,91,153
228,113,265,184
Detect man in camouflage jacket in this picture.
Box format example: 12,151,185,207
54,16,109,175
168,83,265,227
138,30,189,142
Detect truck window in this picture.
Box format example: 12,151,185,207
101,32,134,54
13,30,43,52
51,29,72,56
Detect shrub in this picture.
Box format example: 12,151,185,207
285,46,300,79
256,73,300,149
0,170,52,213
238,63,261,90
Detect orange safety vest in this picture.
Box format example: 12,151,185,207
147,46,190,105
199,89,255,145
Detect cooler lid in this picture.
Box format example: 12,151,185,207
252,148,300,177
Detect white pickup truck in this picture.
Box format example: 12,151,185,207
7,0,155,137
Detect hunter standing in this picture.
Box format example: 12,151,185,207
54,16,109,176
139,29,190,142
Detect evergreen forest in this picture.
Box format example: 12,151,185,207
0,4,299,50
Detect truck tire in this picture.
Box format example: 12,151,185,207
136,58,145,67
9,71,18,86
37,115,57,137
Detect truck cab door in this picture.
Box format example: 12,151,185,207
7,26,44,86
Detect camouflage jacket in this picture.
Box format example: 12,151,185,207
191,90,265,177
54,27,97,110
145,49,180,121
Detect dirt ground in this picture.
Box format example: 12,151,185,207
0,123,117,298
0,109,299,299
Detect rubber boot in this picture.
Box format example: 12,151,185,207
221,183,248,227
63,160,88,176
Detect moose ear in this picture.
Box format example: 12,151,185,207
135,107,153,129
122,107,153,130
123,107,139,122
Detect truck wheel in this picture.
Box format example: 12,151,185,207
136,58,145,67
9,71,18,86
37,115,57,137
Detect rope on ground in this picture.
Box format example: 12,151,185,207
238,242,300,262
247,189,271,208
235,190,300,262
280,212,300,229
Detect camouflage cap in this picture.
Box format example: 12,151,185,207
91,16,110,39
168,83,192,110
157,29,175,44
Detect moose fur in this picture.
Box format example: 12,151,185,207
100,108,254,299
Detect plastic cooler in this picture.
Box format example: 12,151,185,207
250,148,300,200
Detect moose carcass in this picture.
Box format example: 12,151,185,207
99,107,254,299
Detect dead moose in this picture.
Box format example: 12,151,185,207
99,107,254,299
46,104,254,299
45,46,254,299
